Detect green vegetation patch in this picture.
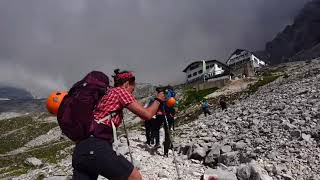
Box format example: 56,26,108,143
181,87,219,109
0,140,73,178
0,165,31,178
248,74,281,94
27,140,73,163
0,116,58,154
0,116,33,134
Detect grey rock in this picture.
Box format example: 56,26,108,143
221,145,232,154
249,161,273,180
189,147,207,161
254,138,264,145
281,174,294,180
43,176,71,180
234,142,247,150
158,171,169,178
218,151,240,166
117,144,129,155
200,136,213,143
179,143,192,155
236,164,251,180
25,157,43,167
266,151,278,160
290,130,301,138
204,144,221,167
202,168,237,180
301,133,311,142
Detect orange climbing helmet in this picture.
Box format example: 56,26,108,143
46,91,68,115
166,97,176,108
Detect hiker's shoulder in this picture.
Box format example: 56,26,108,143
108,87,127,94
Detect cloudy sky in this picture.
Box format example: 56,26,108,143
0,0,309,97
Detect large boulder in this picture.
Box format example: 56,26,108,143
188,146,207,161
25,157,43,167
204,144,221,167
218,151,240,166
236,161,273,180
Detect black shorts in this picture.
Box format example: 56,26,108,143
72,137,134,180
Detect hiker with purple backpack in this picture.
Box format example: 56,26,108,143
57,69,165,180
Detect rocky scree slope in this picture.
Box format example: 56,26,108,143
175,59,320,180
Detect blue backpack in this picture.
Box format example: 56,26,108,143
166,89,176,98
202,101,209,109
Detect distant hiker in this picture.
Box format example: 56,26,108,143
202,99,211,117
72,69,165,180
219,95,227,111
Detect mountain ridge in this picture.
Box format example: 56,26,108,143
263,0,320,63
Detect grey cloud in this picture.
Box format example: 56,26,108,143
0,0,309,97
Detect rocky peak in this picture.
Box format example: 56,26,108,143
265,0,320,63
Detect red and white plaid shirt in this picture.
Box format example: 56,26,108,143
93,87,136,127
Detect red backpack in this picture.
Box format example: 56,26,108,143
57,71,109,142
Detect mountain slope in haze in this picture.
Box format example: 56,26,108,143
0,86,33,100
265,0,320,63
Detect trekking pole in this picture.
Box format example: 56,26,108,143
163,107,182,180
122,119,134,165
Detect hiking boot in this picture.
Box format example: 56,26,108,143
153,143,161,149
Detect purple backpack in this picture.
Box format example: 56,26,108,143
57,71,110,142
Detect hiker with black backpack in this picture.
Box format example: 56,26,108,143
63,69,165,180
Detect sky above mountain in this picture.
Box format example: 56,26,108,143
0,0,309,97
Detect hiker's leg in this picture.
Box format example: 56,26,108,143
154,116,163,145
128,168,142,180
144,121,151,144
154,127,160,145
168,115,174,130
163,120,171,156
203,108,207,117
72,168,98,180
74,137,134,180
150,118,157,144
72,139,99,180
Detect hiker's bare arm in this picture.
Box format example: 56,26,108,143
127,101,161,120
127,92,165,120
